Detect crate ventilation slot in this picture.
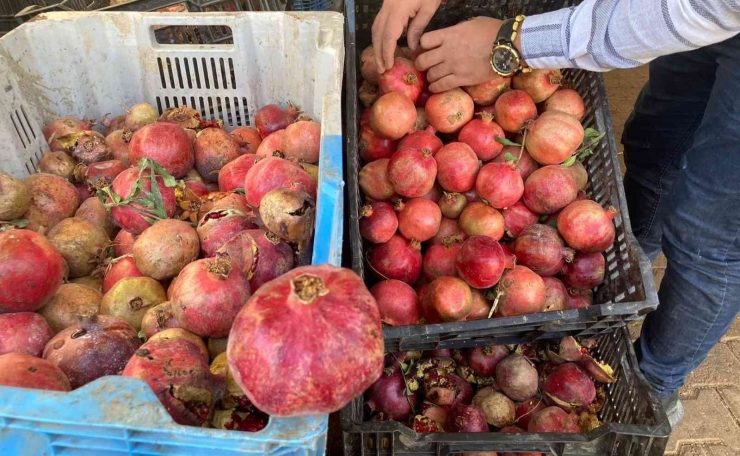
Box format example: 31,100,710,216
158,57,236,90
156,96,250,128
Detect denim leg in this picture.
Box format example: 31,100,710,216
638,35,740,397
622,51,716,260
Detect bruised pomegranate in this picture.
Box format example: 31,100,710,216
525,110,584,165
557,200,617,253
43,117,91,152
388,148,437,198
260,188,315,243
423,235,464,280
227,265,384,416
171,256,250,338
0,230,65,313
412,107,429,131
157,106,202,130
464,77,511,105
134,219,199,280
23,173,80,234
282,120,321,164
73,197,114,238
513,224,574,276
39,151,76,181
103,256,144,293
359,124,398,162
358,80,380,107
194,128,241,182
528,406,580,433
0,312,53,357
523,166,578,214
366,364,418,420
359,159,395,201
503,200,539,238
124,102,158,131
106,129,133,166
396,198,441,242
196,208,257,257
370,92,417,140
47,217,110,278
379,57,427,103
542,362,596,411
421,276,473,322
141,301,180,338
493,90,537,133
38,283,102,334
43,315,141,389
459,202,505,240
216,229,294,292
560,252,605,289
109,167,176,235
496,354,539,401
367,234,422,284
371,279,420,326
254,104,298,138
79,160,128,192
512,69,562,103
255,129,284,158
425,88,474,134
456,235,508,289
360,46,382,85
218,154,259,192
230,126,262,156
243,156,317,208
476,162,524,209
542,277,568,312
0,353,71,391
360,202,398,243
493,146,539,180
59,131,112,164
434,142,480,193
496,266,546,317
100,276,167,331
398,127,443,156
543,89,586,121
0,171,30,220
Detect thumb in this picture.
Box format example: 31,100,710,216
407,4,436,51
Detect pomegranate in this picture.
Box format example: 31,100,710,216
543,89,586,121
370,92,417,140
105,129,133,166
423,235,464,280
431,217,466,244
542,362,596,411
47,217,110,278
171,256,250,338
218,154,259,192
566,288,593,309
387,148,437,198
57,130,112,164
496,266,546,317
39,151,76,181
281,120,321,164
478,389,516,427
512,69,562,103
0,312,53,357
496,354,538,401
76,197,115,238
38,283,102,334
557,200,617,253
124,102,158,131
260,188,315,243
243,156,317,208
525,111,584,165
396,198,441,242
464,77,511,105
513,224,574,276
464,289,494,321
493,146,539,180
192,128,241,182
398,127,443,156
23,173,80,233
228,265,384,416
366,364,418,420
196,208,257,257
360,109,371,126
367,234,422,284
560,252,605,289
438,192,468,219
456,235,509,289
113,229,136,256
254,104,298,138
528,406,580,433
434,142,480,193
523,166,578,214
468,345,509,377
255,129,285,158
514,398,547,431
0,230,65,313
542,277,568,312
358,80,380,107
412,107,429,132
425,88,474,134
566,161,589,191
133,219,199,280
216,229,294,292
360,46,380,85
0,352,70,393
493,90,537,133
446,404,488,432
359,124,398,162
79,160,128,191
502,200,538,238
459,202,505,240
100,276,167,331
421,276,473,322
360,202,398,243
103,256,144,293
109,167,177,235
378,57,426,103
458,113,506,161
211,192,250,214
359,159,395,202
157,106,202,130
230,126,262,155
123,330,214,426
43,315,141,389
0,171,30,220
43,117,91,152
475,162,524,209
371,279,420,326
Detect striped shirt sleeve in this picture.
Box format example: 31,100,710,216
519,0,740,71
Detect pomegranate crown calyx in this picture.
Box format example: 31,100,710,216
291,273,329,304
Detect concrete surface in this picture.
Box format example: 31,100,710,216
605,68,740,456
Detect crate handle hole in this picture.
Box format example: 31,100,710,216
152,25,233,45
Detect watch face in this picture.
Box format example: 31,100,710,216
492,47,517,75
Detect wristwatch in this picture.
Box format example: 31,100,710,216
490,15,531,77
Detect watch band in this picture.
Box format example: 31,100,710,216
492,15,530,74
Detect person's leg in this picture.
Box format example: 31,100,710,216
637,34,740,398
622,51,716,260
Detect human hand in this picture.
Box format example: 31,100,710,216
416,17,503,93
371,0,442,73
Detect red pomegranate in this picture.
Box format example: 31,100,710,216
129,123,195,178
513,224,574,276
542,362,596,411
423,235,464,280
434,142,480,193
255,129,284,158
359,124,398,162
231,126,263,155
105,129,133,166
196,208,257,257
543,89,586,121
493,146,539,180
113,229,136,257
475,162,524,209
0,312,53,357
557,200,617,253
367,234,422,284
528,406,580,433
456,235,509,289
542,276,569,312
496,266,546,317
378,57,426,103
282,120,321,164
216,229,294,292
109,167,177,235
396,198,441,242
560,252,605,289
502,200,539,238
525,110,584,165
566,288,593,309
218,154,259,192
464,77,511,105
243,156,317,208
80,160,128,190
360,202,398,244
103,256,145,293
512,69,562,103
398,127,443,156
359,159,396,202
370,92,417,140
425,88,474,134
387,148,437,198
371,279,420,326
431,217,466,244
366,364,419,420
254,104,298,138
227,265,384,416
523,166,578,215
421,276,473,322
493,90,537,133
194,128,241,182
458,113,506,161
459,202,505,241
0,353,71,392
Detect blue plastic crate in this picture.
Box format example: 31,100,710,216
0,11,346,455
292,0,333,11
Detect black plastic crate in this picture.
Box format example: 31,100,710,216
343,0,659,352
341,325,671,456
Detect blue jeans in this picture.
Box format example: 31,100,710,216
623,34,740,398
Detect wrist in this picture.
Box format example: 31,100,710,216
513,18,526,68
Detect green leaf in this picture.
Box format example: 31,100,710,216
504,152,519,162
583,128,603,143
495,136,521,147
233,188,246,195
561,156,577,167
148,159,177,188
10,219,29,228
539,215,548,222
578,149,594,160
137,330,147,342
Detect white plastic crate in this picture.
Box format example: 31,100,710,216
0,11,344,454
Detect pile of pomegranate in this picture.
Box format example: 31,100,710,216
365,335,616,439
0,101,384,427
358,46,611,325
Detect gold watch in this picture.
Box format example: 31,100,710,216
490,15,531,77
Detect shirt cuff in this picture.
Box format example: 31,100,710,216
520,8,575,69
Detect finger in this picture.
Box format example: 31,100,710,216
382,16,406,71
415,47,445,72
420,29,444,51
426,63,453,84
407,4,436,51
371,8,389,72
429,74,462,93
